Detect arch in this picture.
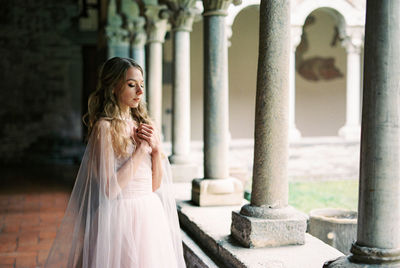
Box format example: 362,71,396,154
291,0,365,27
226,0,260,28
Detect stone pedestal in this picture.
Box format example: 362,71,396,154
231,206,307,248
192,178,243,207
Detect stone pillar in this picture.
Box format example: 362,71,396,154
230,0,307,248
144,5,169,133
289,26,302,141
122,0,147,69
106,0,129,58
168,1,199,182
191,0,243,206
122,0,147,99
338,27,363,140
325,1,400,267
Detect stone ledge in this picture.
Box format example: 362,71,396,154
177,199,344,268
181,229,220,268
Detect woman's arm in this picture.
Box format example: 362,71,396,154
136,123,163,192
151,151,163,192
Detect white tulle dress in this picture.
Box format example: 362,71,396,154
45,119,186,268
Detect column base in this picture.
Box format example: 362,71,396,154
231,205,308,248
338,125,361,140
324,256,400,268
289,125,302,141
191,177,243,206
170,163,200,182
324,242,400,268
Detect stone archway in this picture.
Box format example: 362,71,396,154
292,0,365,139
294,8,348,137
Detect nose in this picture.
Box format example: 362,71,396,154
136,85,143,95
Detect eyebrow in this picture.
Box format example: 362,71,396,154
126,78,144,83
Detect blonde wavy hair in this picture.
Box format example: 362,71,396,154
84,57,151,157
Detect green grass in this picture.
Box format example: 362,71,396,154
245,180,359,214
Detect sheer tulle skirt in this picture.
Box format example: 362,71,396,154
96,193,179,268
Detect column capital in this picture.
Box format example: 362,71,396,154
171,8,197,32
165,0,199,31
202,0,240,16
342,26,364,54
105,0,128,45
145,5,170,43
121,0,147,48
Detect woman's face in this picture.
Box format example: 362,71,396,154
117,67,144,110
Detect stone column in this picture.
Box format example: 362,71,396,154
325,1,400,267
289,26,302,141
338,27,363,140
121,0,147,99
168,1,199,182
106,0,129,58
122,0,147,69
231,0,307,248
191,0,243,206
144,5,169,133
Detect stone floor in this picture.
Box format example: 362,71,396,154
0,165,74,268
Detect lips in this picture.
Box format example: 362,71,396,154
133,98,140,102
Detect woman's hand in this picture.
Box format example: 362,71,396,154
131,125,145,149
136,123,160,155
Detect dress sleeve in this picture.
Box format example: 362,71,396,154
88,119,120,199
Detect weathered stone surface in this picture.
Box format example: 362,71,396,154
177,197,343,268
251,0,290,208
231,209,307,248
309,208,357,255
191,178,243,206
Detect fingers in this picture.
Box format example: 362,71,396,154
138,124,153,134
137,132,151,145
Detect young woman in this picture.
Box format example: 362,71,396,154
45,57,186,268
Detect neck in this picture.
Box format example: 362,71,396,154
119,105,131,119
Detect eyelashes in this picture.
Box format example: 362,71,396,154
128,84,145,88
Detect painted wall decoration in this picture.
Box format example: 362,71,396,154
296,15,344,81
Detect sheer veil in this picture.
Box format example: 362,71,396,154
44,119,186,268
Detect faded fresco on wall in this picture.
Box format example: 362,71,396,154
296,15,343,81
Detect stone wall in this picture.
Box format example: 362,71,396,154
0,0,84,164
